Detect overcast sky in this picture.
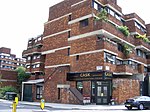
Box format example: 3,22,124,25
0,0,149,58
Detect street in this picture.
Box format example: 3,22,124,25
0,101,150,112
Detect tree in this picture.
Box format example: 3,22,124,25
15,66,31,99
15,66,31,85
0,86,18,97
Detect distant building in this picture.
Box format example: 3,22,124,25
0,70,17,87
22,0,150,105
0,47,26,88
0,47,26,71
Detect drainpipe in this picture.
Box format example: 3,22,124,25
21,82,24,101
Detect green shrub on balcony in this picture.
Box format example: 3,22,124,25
95,9,108,22
117,26,130,37
135,34,150,43
123,44,133,56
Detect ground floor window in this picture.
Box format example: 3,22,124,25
36,85,43,99
76,81,83,94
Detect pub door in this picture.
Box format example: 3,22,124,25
95,81,111,105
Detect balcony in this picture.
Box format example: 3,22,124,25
22,47,42,57
134,38,150,52
105,0,122,13
96,38,118,53
93,20,135,46
147,59,150,65
115,65,138,75
124,13,145,25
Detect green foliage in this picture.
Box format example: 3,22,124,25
135,34,150,43
0,86,18,97
15,67,31,85
118,26,130,37
96,9,108,22
123,44,133,56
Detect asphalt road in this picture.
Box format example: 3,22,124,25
0,102,150,112
0,102,72,112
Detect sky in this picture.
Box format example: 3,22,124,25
0,0,149,58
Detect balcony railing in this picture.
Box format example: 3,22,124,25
147,59,150,65
134,38,150,51
22,47,42,57
93,20,135,45
115,65,139,74
96,39,118,53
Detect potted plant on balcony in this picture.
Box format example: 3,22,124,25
117,26,130,37
123,43,133,56
95,9,108,22
135,34,150,43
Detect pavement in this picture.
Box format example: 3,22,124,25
0,99,126,112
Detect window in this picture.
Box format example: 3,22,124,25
58,88,61,100
76,55,79,61
136,49,147,58
36,64,40,68
36,86,43,99
116,59,123,65
115,14,121,21
76,81,83,94
37,55,41,59
109,9,115,16
27,56,31,60
144,67,148,72
117,43,123,52
80,19,89,27
68,15,71,21
68,31,71,38
104,52,116,64
33,56,36,60
93,1,98,10
68,48,70,56
32,65,36,68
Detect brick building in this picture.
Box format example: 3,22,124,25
22,0,150,105
0,47,25,71
0,47,25,88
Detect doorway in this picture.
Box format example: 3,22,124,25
23,84,32,102
91,81,111,105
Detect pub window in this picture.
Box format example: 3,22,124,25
80,19,89,27
58,88,61,100
36,86,43,99
76,55,79,61
76,81,83,94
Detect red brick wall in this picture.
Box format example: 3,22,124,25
112,79,140,104
43,66,70,103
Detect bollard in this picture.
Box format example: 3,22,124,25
40,99,45,110
15,97,18,106
12,101,16,112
